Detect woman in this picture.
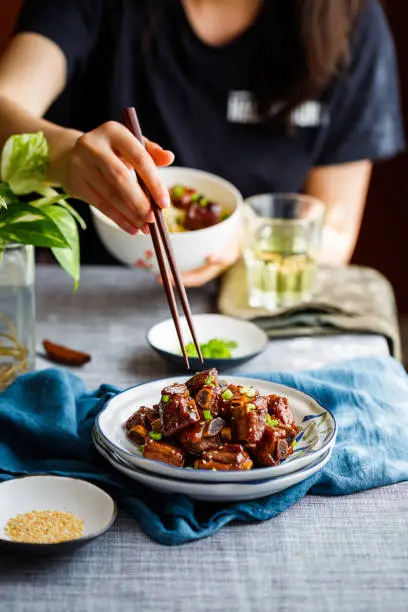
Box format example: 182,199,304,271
0,0,404,285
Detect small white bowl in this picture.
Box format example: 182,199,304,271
0,475,116,553
91,166,243,272
147,314,268,371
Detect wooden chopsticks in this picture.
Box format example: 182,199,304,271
122,107,203,370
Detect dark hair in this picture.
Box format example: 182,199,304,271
256,0,367,121
146,0,367,122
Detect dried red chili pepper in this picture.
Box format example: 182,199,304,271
42,340,91,367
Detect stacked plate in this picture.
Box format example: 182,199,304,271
94,376,337,503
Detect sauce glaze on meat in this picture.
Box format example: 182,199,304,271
124,369,299,470
164,185,226,233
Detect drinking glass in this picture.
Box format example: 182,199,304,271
0,244,36,389
243,194,325,310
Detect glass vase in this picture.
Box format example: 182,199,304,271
0,244,35,389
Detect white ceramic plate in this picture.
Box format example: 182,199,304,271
96,375,336,483
95,435,332,502
0,476,116,552
147,314,268,371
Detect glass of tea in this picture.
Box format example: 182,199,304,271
243,194,325,310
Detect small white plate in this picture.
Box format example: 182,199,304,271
0,475,116,553
96,375,336,483
95,436,332,503
147,314,268,371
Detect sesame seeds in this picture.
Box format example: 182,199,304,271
4,510,84,544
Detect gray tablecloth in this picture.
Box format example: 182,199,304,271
1,266,407,612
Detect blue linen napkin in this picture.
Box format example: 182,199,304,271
1,357,408,546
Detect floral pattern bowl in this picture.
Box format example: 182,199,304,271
90,166,243,272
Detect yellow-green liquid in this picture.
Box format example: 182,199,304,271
244,232,316,310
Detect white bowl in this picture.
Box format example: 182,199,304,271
91,166,243,272
95,436,333,503
147,314,268,371
95,375,336,483
0,476,116,553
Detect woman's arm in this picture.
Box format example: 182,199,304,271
0,33,78,173
0,33,173,234
304,160,372,265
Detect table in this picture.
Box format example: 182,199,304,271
1,266,407,612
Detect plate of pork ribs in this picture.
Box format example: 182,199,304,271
94,369,336,502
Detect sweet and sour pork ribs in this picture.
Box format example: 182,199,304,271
124,370,299,470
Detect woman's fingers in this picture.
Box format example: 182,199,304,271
180,260,227,288
157,256,231,288
65,121,174,233
71,136,146,227
82,179,139,234
74,161,145,228
144,138,175,167
94,155,151,223
177,238,242,287
103,122,172,209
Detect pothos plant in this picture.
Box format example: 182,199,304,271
0,131,85,289
0,132,85,387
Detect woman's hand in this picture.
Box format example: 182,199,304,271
55,121,174,235
158,235,242,288
182,238,241,287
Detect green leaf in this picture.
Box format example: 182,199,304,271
0,201,69,247
33,191,86,231
36,185,61,197
0,182,19,206
1,132,49,195
0,222,69,248
57,201,86,230
0,201,52,224
44,205,80,289
32,193,70,208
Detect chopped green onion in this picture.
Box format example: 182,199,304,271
138,444,145,453
222,339,238,348
199,197,208,207
205,375,215,386
266,414,279,426
292,440,297,449
161,395,169,403
171,185,184,198
247,403,256,411
246,388,256,398
222,388,233,401
183,338,238,360
190,193,200,202
149,431,162,441
203,410,213,420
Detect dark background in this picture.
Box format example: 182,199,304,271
1,1,407,310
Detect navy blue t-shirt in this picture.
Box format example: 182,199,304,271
17,0,405,263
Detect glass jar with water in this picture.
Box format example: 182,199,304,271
0,244,35,389
243,194,325,310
